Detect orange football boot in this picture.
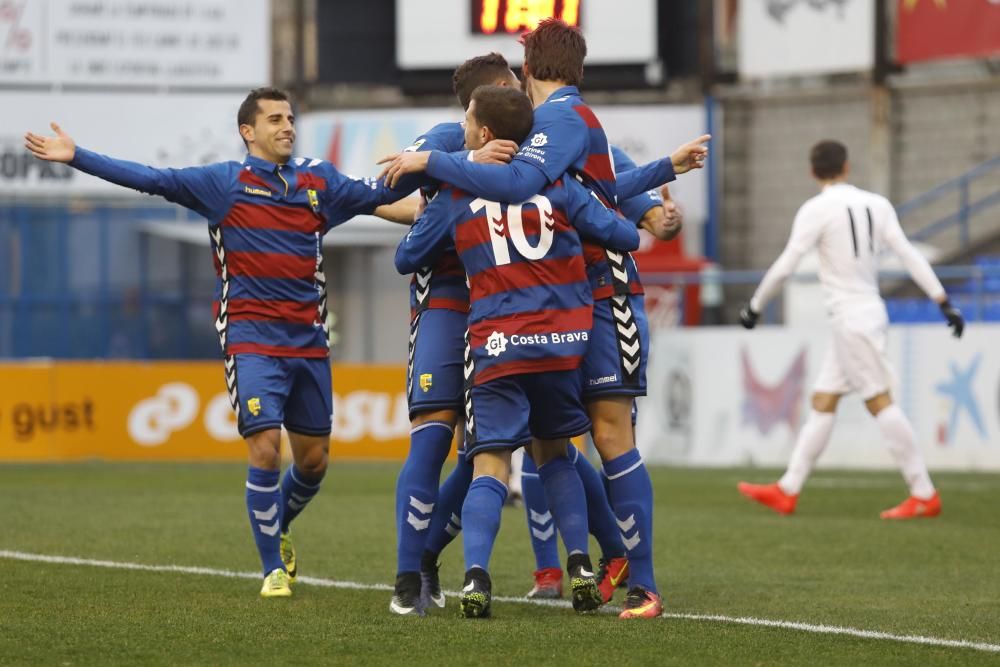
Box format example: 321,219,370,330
737,482,798,515
618,587,663,619
880,492,941,520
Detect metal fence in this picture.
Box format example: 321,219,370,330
2,202,999,359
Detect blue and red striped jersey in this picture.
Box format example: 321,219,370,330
425,86,667,301
395,177,640,385
397,122,471,318
70,148,401,358
518,86,644,300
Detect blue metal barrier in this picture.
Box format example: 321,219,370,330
896,155,1000,249
1,202,999,360
0,202,213,359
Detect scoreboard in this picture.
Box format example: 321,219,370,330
397,0,654,70
471,0,582,35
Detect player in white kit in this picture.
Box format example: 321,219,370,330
736,140,964,520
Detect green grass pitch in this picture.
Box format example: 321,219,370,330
1,463,998,665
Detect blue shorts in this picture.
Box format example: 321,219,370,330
465,369,591,460
407,309,466,419
226,354,332,438
581,294,649,399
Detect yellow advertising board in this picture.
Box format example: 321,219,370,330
0,361,418,462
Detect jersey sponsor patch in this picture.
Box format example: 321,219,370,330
484,330,590,357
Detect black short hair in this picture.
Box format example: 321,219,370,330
469,85,533,146
810,140,848,180
453,53,512,111
237,87,290,147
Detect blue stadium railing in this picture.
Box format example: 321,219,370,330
643,262,1000,325
897,155,1000,250
2,202,999,359
0,202,212,360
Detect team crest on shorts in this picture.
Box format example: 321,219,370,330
247,397,262,417
419,373,433,392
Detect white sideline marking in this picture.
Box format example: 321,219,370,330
2,549,998,654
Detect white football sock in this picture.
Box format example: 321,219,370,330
876,404,935,499
778,410,835,495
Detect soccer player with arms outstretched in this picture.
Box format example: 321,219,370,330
25,88,407,597
383,19,708,618
737,140,964,519
395,85,642,618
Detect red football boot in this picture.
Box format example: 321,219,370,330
880,492,941,520
526,567,563,599
737,481,798,515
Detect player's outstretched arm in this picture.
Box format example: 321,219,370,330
566,180,640,252
379,140,518,194
420,151,548,203
615,134,710,200
25,122,226,215
25,122,76,162
393,193,455,274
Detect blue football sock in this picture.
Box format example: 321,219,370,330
423,448,473,557
245,466,284,576
280,465,325,533
462,475,508,572
604,449,657,593
395,421,454,575
570,445,625,559
536,456,589,558
521,453,561,571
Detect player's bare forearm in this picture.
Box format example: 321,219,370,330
374,197,421,225
639,201,682,241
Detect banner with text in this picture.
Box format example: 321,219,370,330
0,0,269,87
637,324,1000,471
0,362,418,462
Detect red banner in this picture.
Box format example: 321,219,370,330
897,0,1000,63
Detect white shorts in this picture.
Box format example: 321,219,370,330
813,313,893,400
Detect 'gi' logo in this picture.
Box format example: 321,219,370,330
530,133,548,147
419,373,433,392
485,331,508,357
247,397,262,417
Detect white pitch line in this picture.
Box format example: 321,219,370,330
2,549,998,654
